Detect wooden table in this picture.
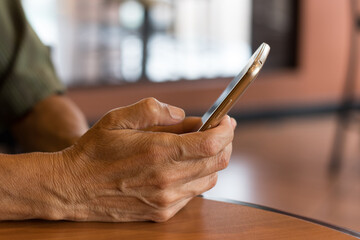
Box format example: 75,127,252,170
0,197,358,240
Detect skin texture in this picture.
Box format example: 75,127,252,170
0,97,236,222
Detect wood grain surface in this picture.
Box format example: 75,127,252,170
0,197,356,240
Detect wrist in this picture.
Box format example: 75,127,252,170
25,151,70,220
43,149,80,220
48,147,91,221
0,152,67,220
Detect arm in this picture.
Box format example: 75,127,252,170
0,1,85,152
11,95,88,152
0,98,236,222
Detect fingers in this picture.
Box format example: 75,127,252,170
174,115,235,160
185,143,232,180
97,98,185,130
138,173,218,222
145,117,202,134
131,142,231,198
150,197,193,222
146,116,236,134
166,143,232,184
145,115,234,220
230,117,237,129
143,173,218,209
139,176,209,222
137,116,233,185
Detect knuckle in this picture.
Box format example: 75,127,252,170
226,143,233,157
142,97,161,116
167,135,184,161
200,137,219,157
100,109,117,128
217,150,230,170
147,135,180,163
208,173,218,189
152,209,173,222
152,192,173,209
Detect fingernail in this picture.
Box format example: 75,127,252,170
168,105,185,120
224,115,231,123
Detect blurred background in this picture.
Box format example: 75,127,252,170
23,0,360,232
22,0,296,85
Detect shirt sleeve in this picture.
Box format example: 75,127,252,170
0,0,65,127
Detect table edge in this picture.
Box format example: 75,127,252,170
201,196,360,239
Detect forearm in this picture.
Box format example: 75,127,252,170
0,152,65,220
11,95,89,152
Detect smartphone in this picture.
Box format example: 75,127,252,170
198,43,270,131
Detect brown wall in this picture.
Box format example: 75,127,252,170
68,0,354,122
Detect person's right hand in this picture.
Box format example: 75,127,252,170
53,98,236,222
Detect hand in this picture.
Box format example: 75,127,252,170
55,98,236,222
144,116,204,134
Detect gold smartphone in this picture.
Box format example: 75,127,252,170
199,43,270,131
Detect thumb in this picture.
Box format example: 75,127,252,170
98,98,185,130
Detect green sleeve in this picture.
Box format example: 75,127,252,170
0,0,65,127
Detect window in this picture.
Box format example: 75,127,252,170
22,0,252,85
22,0,298,86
